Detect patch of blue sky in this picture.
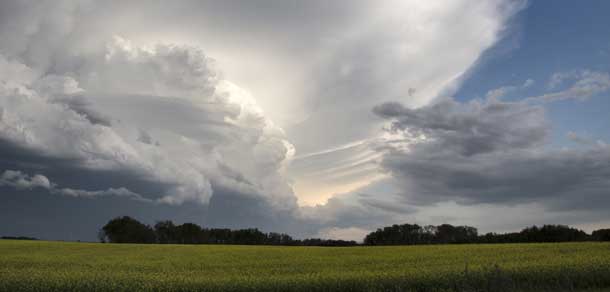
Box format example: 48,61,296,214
454,0,610,147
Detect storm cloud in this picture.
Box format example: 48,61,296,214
9,0,601,242
0,36,296,207
374,97,610,210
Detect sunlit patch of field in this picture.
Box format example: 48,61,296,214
1,240,609,291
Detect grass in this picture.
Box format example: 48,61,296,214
1,240,610,291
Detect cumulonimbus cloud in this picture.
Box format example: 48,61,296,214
0,34,296,209
0,0,533,240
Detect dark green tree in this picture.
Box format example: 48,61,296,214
154,220,179,244
101,216,156,243
177,223,204,244
592,229,610,241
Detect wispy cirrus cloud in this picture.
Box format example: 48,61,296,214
528,70,610,103
485,78,534,99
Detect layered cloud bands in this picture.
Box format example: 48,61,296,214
374,97,610,210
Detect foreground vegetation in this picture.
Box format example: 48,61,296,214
1,240,610,291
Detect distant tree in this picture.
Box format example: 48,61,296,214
97,229,106,243
435,224,478,244
265,232,294,245
592,229,610,241
267,232,282,245
520,225,589,242
98,215,607,247
478,232,521,244
363,230,380,245
154,220,179,244
421,225,437,244
278,233,294,245
300,238,357,246
1,236,37,240
457,226,478,243
435,224,456,243
208,228,232,244
364,223,478,245
101,216,156,243
231,228,267,245
364,224,422,245
177,223,204,244
477,225,590,243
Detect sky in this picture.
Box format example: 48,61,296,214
1,0,609,242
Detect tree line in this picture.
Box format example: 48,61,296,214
98,216,610,246
1,236,38,240
364,223,610,245
98,216,357,246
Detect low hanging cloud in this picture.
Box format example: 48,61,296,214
0,169,146,201
374,96,610,210
0,170,51,190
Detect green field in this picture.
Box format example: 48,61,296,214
1,240,610,291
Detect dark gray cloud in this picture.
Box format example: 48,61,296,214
373,98,548,156
0,1,302,241
0,180,304,242
0,169,143,200
0,0,301,241
0,139,303,240
0,138,171,200
374,97,610,210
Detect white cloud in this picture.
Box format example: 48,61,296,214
530,70,610,102
52,187,142,199
485,78,535,99
0,38,296,209
567,131,608,148
0,170,51,190
282,0,525,204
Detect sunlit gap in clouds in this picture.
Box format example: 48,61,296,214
288,128,417,206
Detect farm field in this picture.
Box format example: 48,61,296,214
1,240,610,292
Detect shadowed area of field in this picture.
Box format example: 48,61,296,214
1,240,610,291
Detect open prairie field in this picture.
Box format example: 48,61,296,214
1,240,610,292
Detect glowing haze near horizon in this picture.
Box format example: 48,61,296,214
1,0,610,241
